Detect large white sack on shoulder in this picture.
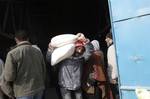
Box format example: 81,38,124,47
51,44,75,66
51,34,78,47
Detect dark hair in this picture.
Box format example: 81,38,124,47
15,30,29,41
106,32,112,39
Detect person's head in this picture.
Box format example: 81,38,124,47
105,32,113,47
14,30,29,44
91,40,100,51
74,45,85,57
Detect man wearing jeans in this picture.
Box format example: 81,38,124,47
1,30,46,99
46,34,93,99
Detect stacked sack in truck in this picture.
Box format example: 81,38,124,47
50,34,80,66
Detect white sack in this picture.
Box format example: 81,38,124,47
51,44,75,66
51,34,78,47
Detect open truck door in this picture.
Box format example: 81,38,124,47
108,0,150,99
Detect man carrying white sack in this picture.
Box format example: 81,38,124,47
46,33,94,99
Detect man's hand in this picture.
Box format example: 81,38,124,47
76,33,86,41
110,79,117,84
48,42,55,52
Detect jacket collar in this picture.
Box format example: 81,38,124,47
11,41,31,50
17,41,31,46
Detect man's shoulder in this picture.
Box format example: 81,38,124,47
8,47,18,54
8,44,31,56
94,50,103,56
108,44,115,50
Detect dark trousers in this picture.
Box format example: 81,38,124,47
83,87,102,99
110,84,119,99
60,88,82,99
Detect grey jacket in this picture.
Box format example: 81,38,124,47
2,41,46,97
46,42,93,90
0,59,4,85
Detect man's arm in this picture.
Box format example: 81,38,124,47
46,43,55,64
4,53,16,82
107,45,118,83
1,52,15,98
83,42,94,61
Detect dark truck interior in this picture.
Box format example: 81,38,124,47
0,0,112,98
0,0,111,60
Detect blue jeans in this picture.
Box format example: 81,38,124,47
60,88,82,99
16,91,43,99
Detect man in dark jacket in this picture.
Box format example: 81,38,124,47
46,36,93,99
1,30,46,99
